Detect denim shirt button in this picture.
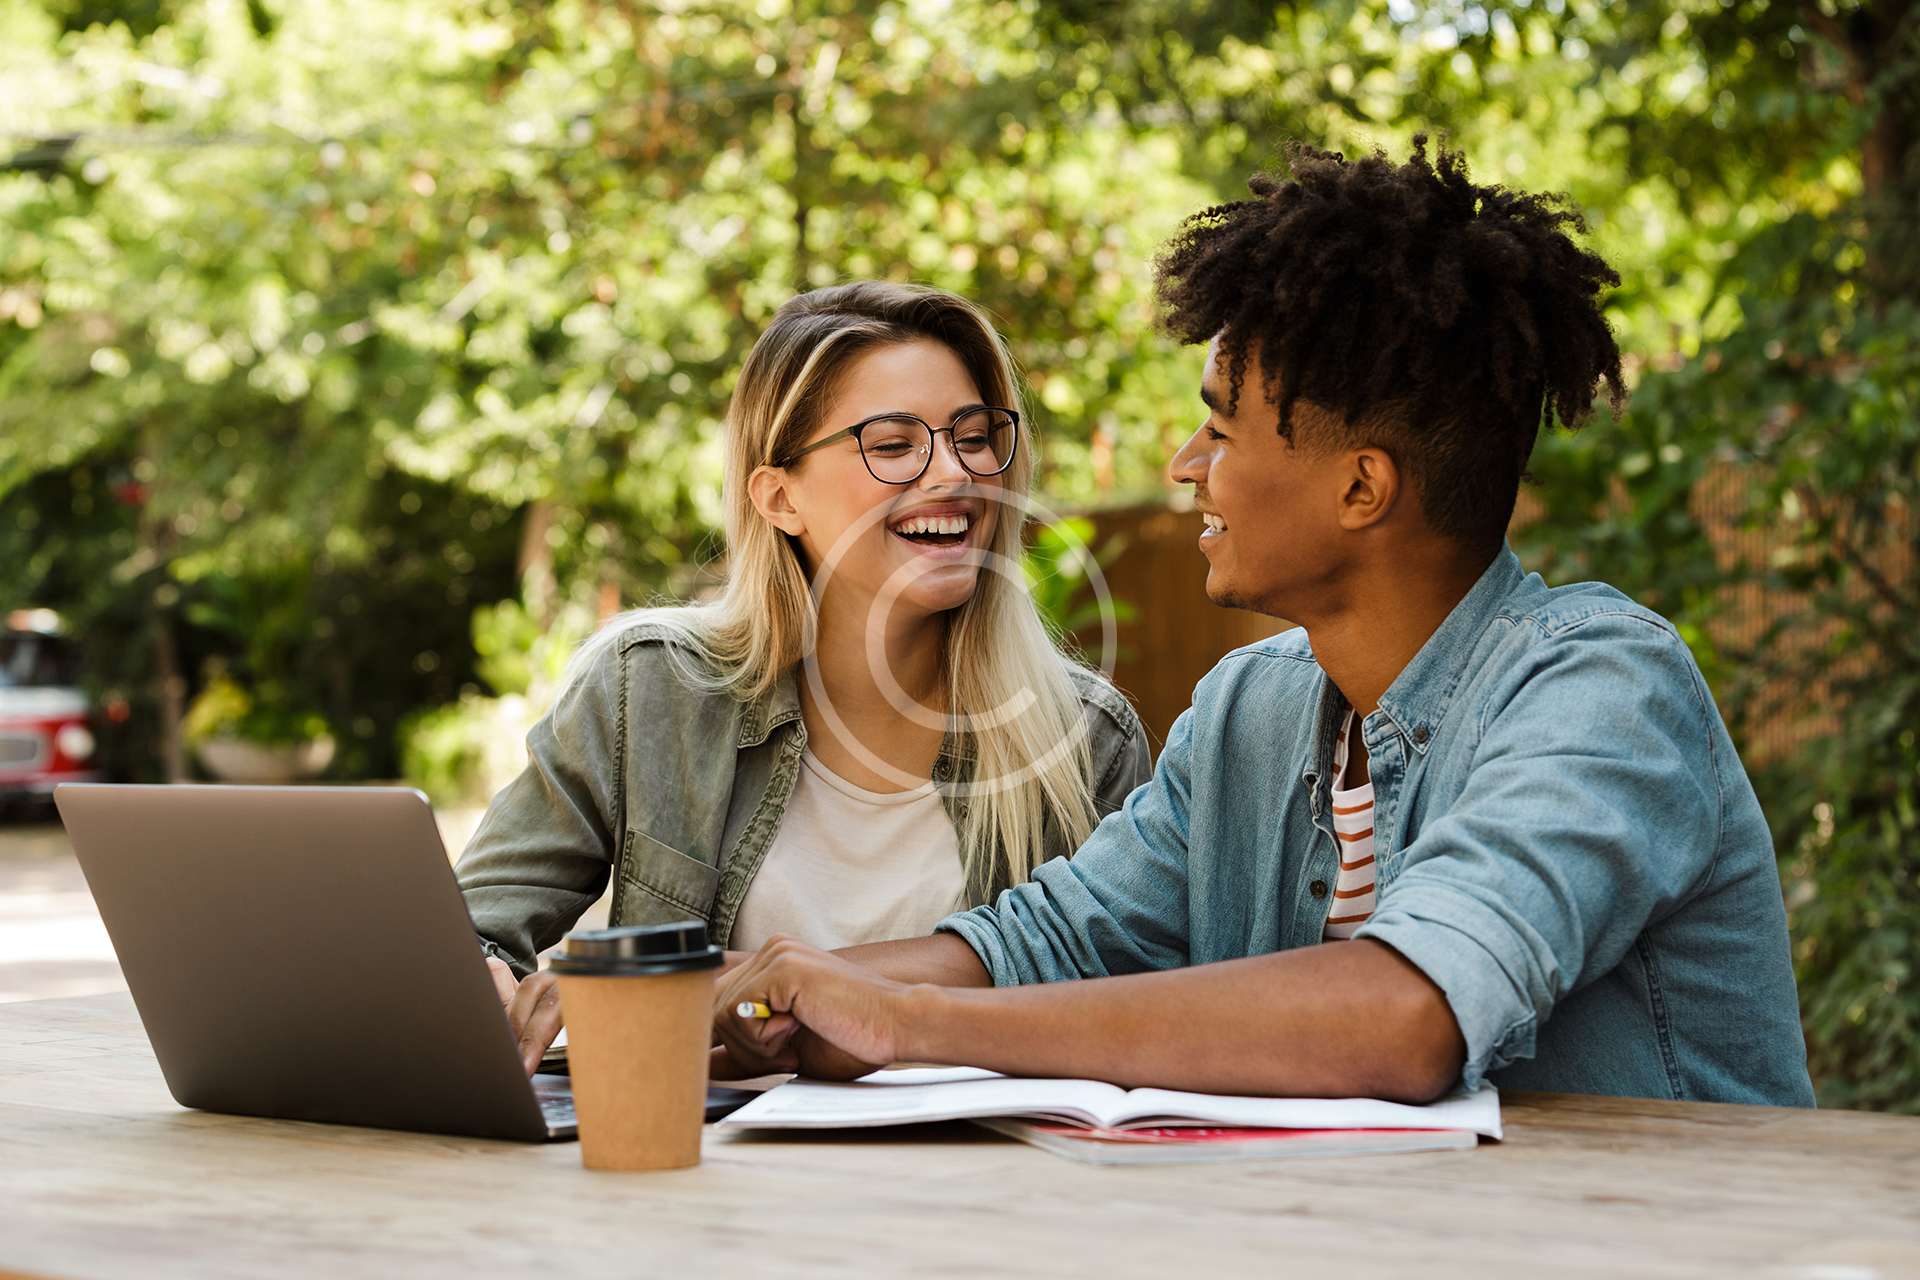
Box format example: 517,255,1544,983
1413,724,1430,746
1310,879,1328,899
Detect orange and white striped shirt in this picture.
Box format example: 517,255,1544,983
1323,711,1376,940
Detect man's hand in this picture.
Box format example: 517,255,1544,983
485,955,564,1076
710,936,917,1080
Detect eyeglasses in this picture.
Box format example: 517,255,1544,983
779,406,1020,485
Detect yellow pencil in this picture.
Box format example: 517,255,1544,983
735,1000,773,1019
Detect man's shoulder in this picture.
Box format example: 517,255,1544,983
1498,573,1683,643
1219,624,1319,672
1467,574,1718,742
1487,575,1704,691
1191,625,1323,712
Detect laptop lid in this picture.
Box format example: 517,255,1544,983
53,784,555,1141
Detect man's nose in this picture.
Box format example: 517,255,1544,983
1168,426,1205,485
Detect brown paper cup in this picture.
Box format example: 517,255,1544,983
555,968,714,1171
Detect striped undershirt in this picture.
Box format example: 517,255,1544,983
1323,710,1376,941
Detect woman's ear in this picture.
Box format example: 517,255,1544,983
747,464,808,537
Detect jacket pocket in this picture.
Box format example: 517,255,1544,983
616,828,722,922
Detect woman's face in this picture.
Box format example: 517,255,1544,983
754,338,1009,622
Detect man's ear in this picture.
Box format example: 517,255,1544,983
747,464,808,537
1336,446,1401,531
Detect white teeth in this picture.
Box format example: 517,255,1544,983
1202,513,1228,533
892,513,970,536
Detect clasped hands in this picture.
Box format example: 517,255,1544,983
488,935,918,1081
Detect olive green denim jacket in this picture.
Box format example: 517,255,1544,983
456,620,1153,977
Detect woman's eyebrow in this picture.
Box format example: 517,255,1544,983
853,402,992,426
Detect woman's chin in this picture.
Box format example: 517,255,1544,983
894,564,983,615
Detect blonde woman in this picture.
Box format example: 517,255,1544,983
457,282,1151,1073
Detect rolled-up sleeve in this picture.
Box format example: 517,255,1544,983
938,704,1197,986
456,645,624,977
1356,616,1724,1091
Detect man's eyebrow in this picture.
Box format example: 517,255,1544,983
1199,383,1224,415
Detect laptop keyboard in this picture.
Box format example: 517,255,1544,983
533,1077,576,1126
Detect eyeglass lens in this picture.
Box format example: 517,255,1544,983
860,409,1017,483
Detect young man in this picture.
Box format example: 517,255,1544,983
710,138,1814,1106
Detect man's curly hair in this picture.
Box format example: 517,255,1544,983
1154,135,1626,551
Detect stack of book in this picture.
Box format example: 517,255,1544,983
718,1066,1502,1166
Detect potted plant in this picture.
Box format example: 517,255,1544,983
183,668,335,784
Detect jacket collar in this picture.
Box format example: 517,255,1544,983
737,668,804,748
1301,542,1525,783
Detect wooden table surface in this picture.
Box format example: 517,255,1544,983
2,993,1917,1280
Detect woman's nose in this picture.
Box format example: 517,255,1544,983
921,430,971,487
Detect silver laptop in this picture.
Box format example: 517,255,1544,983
53,784,746,1142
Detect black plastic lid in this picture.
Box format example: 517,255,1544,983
548,922,723,976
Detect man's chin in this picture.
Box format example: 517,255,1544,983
1209,584,1294,623
1203,570,1244,612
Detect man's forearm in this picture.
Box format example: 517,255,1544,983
836,933,993,988
898,939,1465,1103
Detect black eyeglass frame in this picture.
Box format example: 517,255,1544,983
778,406,1021,485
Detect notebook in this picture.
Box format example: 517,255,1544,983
976,1118,1482,1165
717,1065,1502,1158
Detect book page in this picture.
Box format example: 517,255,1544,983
719,1067,1130,1130
1109,1084,1503,1139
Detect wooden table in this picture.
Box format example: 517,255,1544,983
2,994,1917,1279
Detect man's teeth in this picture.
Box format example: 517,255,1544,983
893,514,970,536
1202,513,1228,533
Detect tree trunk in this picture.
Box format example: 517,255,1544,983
151,608,186,783
789,78,811,293
132,434,187,782
518,498,557,628
1839,0,1919,296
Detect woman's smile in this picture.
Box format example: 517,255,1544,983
884,500,985,563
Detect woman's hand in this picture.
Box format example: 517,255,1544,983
710,936,916,1081
485,955,565,1076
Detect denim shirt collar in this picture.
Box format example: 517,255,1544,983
1376,542,1525,753
1301,543,1524,785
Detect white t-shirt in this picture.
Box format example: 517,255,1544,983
729,750,966,952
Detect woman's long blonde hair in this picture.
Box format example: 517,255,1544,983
565,282,1098,904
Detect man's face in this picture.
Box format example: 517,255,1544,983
1166,339,1356,617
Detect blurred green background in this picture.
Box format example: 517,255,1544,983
2,0,1915,1110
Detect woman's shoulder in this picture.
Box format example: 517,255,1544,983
568,609,744,718
1051,657,1152,805
1056,657,1145,742
604,613,717,660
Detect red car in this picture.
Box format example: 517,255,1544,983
0,611,102,806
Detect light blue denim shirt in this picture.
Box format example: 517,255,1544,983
939,545,1814,1105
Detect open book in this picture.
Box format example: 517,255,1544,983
718,1066,1502,1153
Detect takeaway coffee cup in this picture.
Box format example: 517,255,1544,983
549,921,724,1171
